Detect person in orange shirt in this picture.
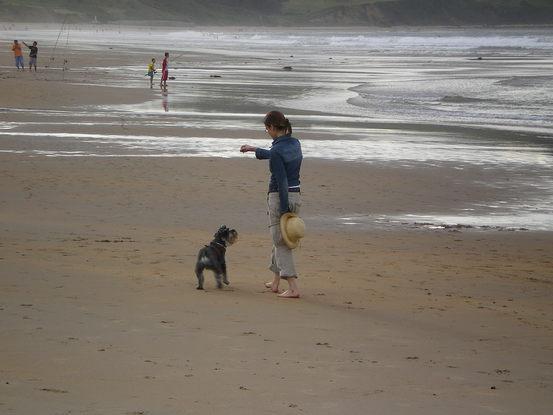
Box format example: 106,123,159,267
12,40,24,70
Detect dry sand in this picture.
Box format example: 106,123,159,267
1,40,553,414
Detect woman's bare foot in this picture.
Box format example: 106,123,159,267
265,273,281,293
277,277,300,298
277,290,300,298
264,281,280,293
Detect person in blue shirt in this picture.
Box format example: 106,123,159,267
240,111,303,298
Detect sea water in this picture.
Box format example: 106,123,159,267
1,26,552,229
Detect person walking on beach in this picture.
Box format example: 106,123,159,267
240,111,303,298
147,57,156,88
23,41,38,72
160,52,169,91
11,40,24,70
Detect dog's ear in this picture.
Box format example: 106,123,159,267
214,225,228,238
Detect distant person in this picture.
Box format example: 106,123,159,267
23,41,38,72
240,111,304,298
147,57,156,88
160,52,169,90
11,40,24,70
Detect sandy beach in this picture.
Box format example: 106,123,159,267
1,28,553,414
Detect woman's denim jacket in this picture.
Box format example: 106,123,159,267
255,135,302,214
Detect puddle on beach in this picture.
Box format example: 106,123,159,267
1,124,551,168
333,211,553,232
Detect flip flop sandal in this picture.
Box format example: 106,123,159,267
278,291,300,299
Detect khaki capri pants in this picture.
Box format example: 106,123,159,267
267,192,301,278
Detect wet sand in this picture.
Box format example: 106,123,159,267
1,39,553,414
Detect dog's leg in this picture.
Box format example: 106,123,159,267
195,265,205,290
222,262,229,285
215,274,223,289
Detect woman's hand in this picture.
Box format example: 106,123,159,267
240,144,256,153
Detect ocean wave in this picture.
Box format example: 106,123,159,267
5,26,553,54
325,33,553,50
496,76,553,88
440,95,488,104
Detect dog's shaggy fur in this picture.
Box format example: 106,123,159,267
195,225,238,290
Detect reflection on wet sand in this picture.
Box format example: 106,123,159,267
161,91,169,112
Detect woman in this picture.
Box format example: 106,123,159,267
240,111,303,298
160,52,169,90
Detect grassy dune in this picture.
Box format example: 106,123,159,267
0,0,552,25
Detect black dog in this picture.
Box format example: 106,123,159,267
195,225,238,290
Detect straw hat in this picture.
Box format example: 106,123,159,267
280,212,305,249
